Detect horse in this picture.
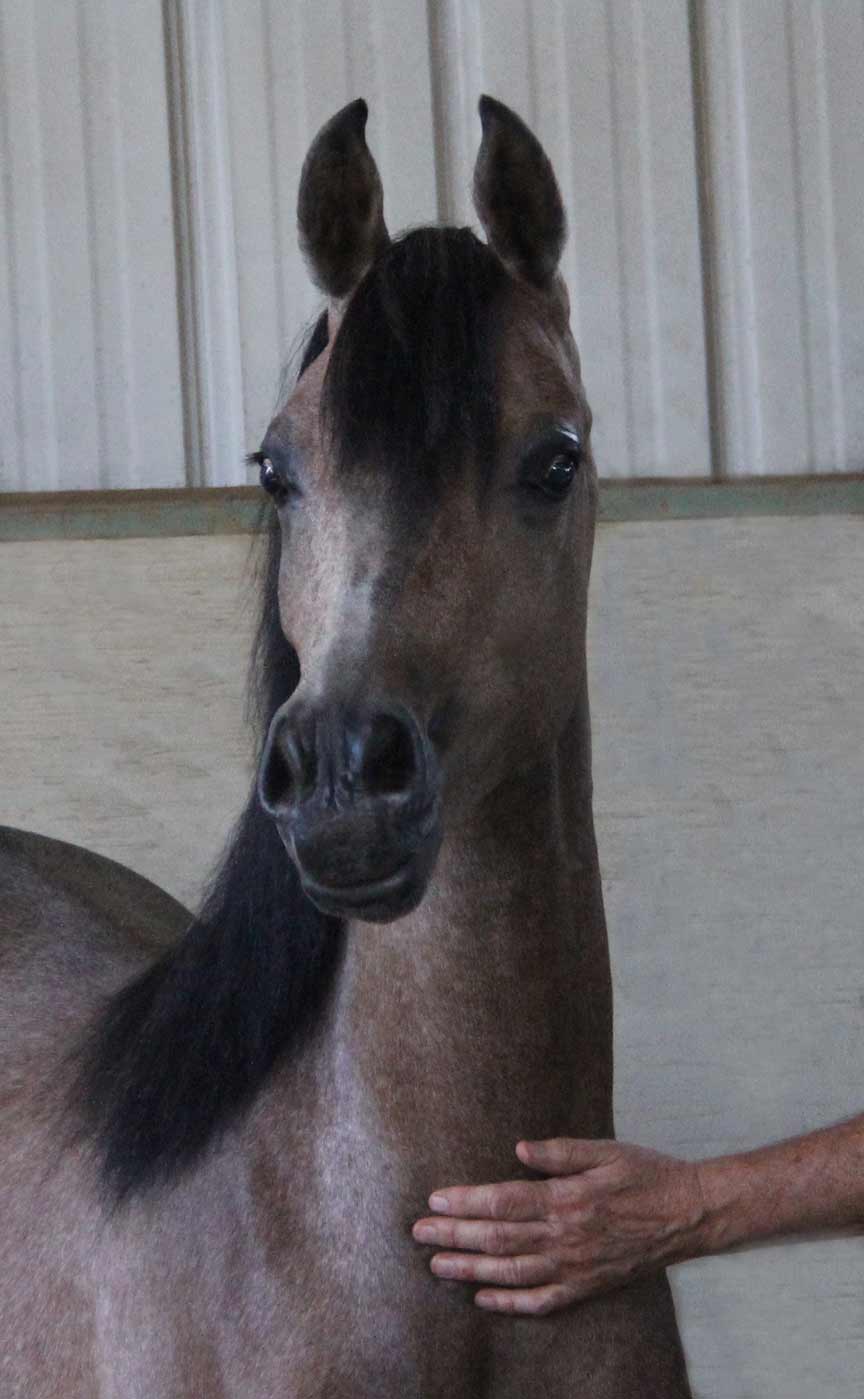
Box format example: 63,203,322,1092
0,96,693,1396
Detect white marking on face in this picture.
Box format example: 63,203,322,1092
288,498,389,697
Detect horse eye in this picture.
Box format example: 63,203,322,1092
541,453,579,495
524,439,582,501
259,458,289,502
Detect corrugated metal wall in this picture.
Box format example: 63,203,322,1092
1,1,863,490
429,0,712,478
0,0,186,489
699,0,864,476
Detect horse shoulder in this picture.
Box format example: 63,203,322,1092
0,829,192,1395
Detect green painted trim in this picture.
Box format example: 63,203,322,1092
0,487,264,542
2,476,863,542
598,474,864,523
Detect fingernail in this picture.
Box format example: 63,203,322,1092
430,1257,456,1276
413,1224,435,1241
429,1194,449,1212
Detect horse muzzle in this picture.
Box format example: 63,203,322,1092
257,698,443,922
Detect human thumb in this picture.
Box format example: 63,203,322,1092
515,1137,616,1175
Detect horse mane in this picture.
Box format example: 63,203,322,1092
68,227,507,1208
66,317,341,1209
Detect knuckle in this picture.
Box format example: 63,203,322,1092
495,1191,520,1222
475,1189,494,1217
571,1243,599,1272
568,1281,590,1302
543,1250,564,1278
581,1199,602,1227
536,1253,559,1281
488,1221,509,1254
544,1214,566,1242
568,1194,598,1231
558,1283,581,1312
545,1177,572,1207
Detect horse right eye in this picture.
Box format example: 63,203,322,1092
257,456,301,506
260,458,284,499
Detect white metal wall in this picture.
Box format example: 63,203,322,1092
1,1,863,490
429,0,712,478
700,0,864,476
0,0,186,490
216,0,438,483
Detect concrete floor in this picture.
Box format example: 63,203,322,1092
3,515,863,1398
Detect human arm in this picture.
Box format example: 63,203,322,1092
695,1111,864,1249
411,1114,864,1315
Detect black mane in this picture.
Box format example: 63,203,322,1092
69,227,506,1207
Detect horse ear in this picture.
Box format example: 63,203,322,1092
297,99,390,299
472,95,566,286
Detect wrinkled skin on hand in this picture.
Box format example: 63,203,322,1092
412,1137,708,1315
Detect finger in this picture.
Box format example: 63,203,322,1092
431,1252,556,1287
427,1180,549,1221
516,1137,618,1176
474,1282,575,1316
412,1215,552,1254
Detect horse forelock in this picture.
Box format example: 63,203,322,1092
320,226,508,501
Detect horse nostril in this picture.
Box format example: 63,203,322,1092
360,711,417,797
260,702,426,819
259,715,316,815
260,739,295,813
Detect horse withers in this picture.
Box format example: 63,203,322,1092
0,97,693,1396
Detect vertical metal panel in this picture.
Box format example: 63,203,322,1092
0,0,58,489
165,0,246,487
428,0,712,478
0,0,185,491
700,0,864,476
217,0,439,477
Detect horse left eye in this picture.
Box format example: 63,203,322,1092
519,428,583,504
541,453,579,494
525,444,581,501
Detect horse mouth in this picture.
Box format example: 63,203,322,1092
301,858,412,907
296,827,442,923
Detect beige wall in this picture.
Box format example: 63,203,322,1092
2,515,863,1396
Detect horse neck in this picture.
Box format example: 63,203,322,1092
318,673,615,1182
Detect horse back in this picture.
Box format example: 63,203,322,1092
0,825,188,1099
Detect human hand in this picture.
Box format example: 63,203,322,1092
412,1137,708,1315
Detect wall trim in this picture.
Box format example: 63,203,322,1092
1,476,863,543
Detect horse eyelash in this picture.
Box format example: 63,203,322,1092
245,451,265,469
